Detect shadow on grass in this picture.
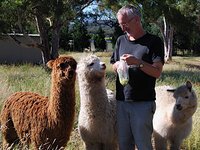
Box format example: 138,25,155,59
185,64,200,70
158,69,200,86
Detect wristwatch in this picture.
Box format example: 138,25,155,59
138,62,144,68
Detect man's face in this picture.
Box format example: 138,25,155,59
117,14,135,33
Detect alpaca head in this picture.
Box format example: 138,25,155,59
77,55,106,82
168,81,197,111
47,55,77,83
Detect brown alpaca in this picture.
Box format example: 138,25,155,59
0,56,77,150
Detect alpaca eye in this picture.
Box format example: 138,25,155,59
88,63,94,66
59,63,68,69
68,61,76,70
185,96,189,99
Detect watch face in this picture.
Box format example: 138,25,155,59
139,63,144,68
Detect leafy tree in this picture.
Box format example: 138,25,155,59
0,0,95,64
173,31,191,55
190,29,200,55
93,27,106,51
59,26,72,51
71,20,91,52
100,0,200,61
111,21,124,48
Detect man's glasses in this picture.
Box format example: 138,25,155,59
118,17,135,28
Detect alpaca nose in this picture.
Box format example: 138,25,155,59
100,62,106,69
102,64,106,69
176,104,183,110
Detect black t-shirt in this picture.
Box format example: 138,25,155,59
110,33,164,101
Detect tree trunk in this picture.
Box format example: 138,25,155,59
168,25,174,61
157,16,174,63
50,0,64,60
163,16,174,62
51,21,61,60
35,10,51,65
12,8,51,66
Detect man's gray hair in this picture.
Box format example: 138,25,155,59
117,4,141,19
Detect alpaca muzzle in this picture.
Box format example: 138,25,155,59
68,70,75,79
100,62,106,70
176,104,183,110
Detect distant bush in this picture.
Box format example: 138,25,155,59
93,27,106,51
71,20,91,52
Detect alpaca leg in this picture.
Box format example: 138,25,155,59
85,142,103,150
169,138,182,150
1,119,20,149
153,132,167,150
103,143,119,150
2,138,13,150
2,134,21,150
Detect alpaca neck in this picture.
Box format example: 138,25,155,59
79,78,108,108
48,80,75,120
170,105,197,124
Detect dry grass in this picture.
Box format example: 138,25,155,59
0,53,199,149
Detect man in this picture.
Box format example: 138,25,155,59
110,4,164,150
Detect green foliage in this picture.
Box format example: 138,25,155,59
1,0,199,58
93,27,107,51
71,20,91,52
60,26,72,51
0,20,8,33
144,23,161,37
191,35,200,55
111,21,124,48
0,0,94,63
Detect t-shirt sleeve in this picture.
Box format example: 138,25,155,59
152,37,165,64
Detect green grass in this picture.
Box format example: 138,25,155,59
0,52,199,149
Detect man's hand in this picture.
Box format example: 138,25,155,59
120,54,163,78
120,54,140,65
112,61,120,73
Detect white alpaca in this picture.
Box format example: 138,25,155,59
153,81,198,150
77,55,118,150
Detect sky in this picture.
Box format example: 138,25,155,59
83,1,116,21
83,1,98,13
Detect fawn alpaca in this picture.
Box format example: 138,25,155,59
0,56,77,150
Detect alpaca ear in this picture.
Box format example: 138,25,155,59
47,60,55,69
186,81,192,92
